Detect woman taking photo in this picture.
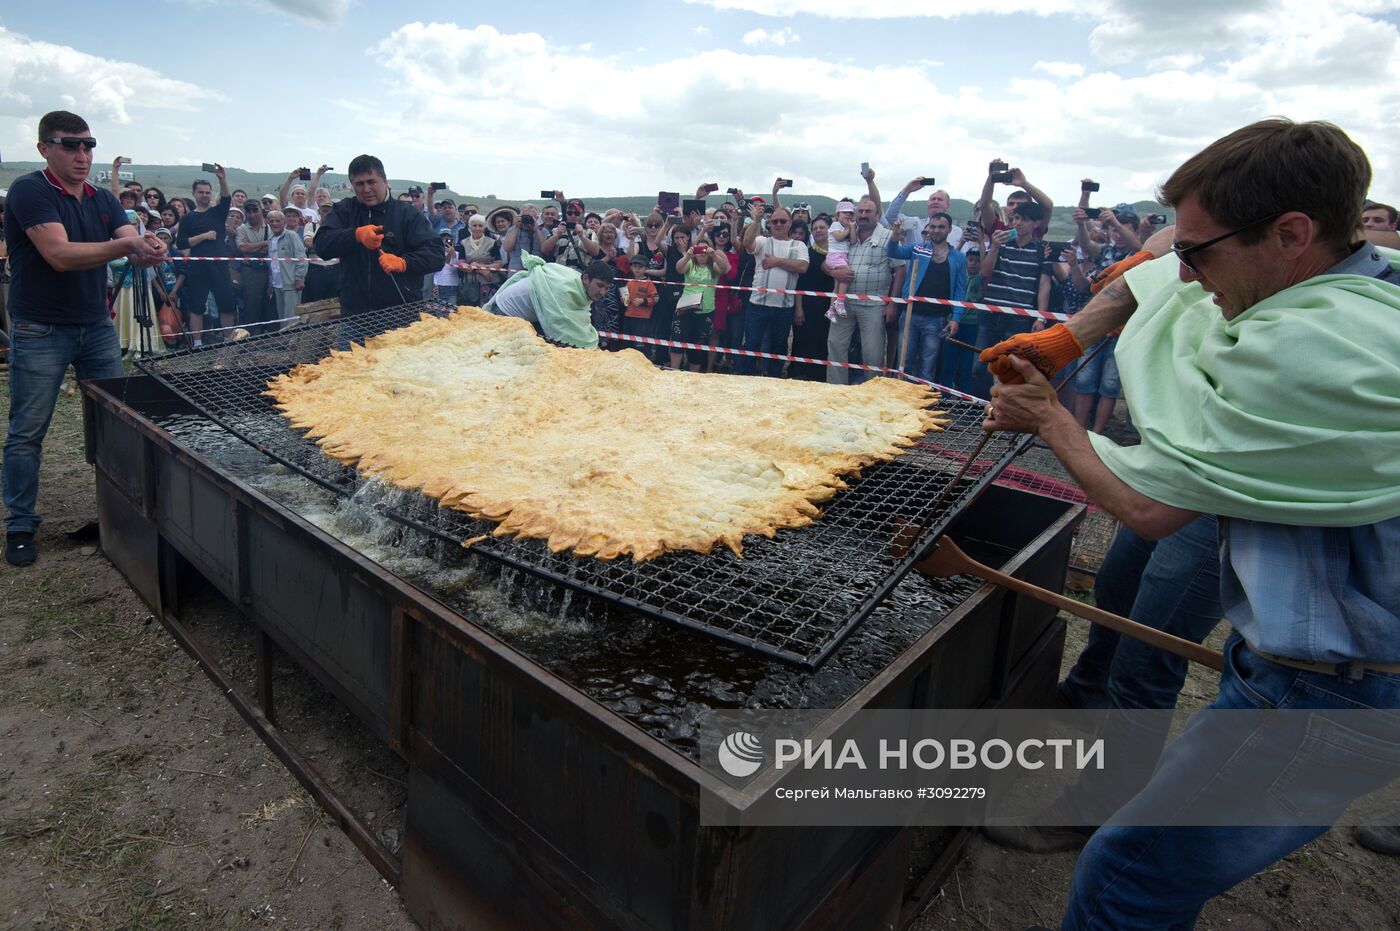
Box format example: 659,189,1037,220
672,235,730,372
630,212,672,365
709,221,741,370
659,227,690,367
790,214,834,381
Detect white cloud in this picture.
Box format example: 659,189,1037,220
694,25,711,35
0,25,224,126
1033,61,1084,78
683,0,1080,16
742,26,800,47
358,17,1400,206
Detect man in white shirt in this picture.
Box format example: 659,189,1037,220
739,203,809,376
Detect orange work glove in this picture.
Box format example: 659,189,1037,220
355,224,385,250
378,252,407,274
1090,250,1153,294
980,323,1083,385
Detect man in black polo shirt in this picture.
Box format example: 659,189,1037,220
3,110,165,566
176,165,236,345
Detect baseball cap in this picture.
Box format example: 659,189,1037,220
407,185,424,195
261,192,278,202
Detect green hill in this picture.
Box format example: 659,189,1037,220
0,162,1168,237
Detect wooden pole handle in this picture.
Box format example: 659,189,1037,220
917,538,1224,672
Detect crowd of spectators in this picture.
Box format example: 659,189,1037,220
4,158,1395,427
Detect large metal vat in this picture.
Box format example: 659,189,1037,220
83,373,1081,930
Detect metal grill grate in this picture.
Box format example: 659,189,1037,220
138,301,1029,668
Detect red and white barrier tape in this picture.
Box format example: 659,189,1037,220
161,254,1066,322
172,256,340,265
595,328,984,402
449,259,1070,322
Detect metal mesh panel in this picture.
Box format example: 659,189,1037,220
138,301,1029,668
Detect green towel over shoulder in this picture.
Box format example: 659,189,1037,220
1086,249,1400,526
494,252,600,349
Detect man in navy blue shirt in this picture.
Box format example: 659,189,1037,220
3,110,165,567
175,166,236,343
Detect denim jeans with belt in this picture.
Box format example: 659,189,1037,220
4,319,124,534
1056,515,1224,825
1063,633,1400,929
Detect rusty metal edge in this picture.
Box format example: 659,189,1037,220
80,377,748,807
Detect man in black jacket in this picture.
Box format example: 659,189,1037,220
313,154,440,338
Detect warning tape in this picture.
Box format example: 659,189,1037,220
594,328,984,402
171,255,340,265
448,259,1070,322
158,254,1067,323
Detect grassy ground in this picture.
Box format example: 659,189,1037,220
0,380,414,930
1,376,1396,930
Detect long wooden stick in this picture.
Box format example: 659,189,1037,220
918,537,1224,671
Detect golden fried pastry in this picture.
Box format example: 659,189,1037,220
266,307,945,560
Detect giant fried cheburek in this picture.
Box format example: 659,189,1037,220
266,307,946,561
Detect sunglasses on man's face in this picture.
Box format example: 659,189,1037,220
46,136,98,151
1171,213,1282,275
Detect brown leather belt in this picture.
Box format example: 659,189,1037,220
1252,646,1400,677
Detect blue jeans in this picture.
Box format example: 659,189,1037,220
741,299,793,377
1064,633,1400,929
1072,336,1122,399
895,312,948,383
943,320,978,393
4,319,124,534
1061,515,1223,712
970,311,1033,397
1057,516,1224,823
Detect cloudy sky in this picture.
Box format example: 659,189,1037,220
3,1,1398,205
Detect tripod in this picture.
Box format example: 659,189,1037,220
132,263,155,357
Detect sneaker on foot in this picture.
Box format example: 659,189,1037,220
832,297,848,318
5,532,37,567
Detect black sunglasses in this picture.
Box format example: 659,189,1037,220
46,136,98,151
1173,213,1282,274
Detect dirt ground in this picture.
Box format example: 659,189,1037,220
2,380,1397,930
